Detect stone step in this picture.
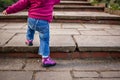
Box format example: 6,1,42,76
0,11,120,24
0,22,120,58
0,33,120,53
60,1,91,6
54,5,104,12
0,32,120,52
53,11,120,24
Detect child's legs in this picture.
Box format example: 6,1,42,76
26,26,35,40
39,30,50,58
35,20,50,57
27,18,36,40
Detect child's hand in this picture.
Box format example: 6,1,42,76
2,10,8,15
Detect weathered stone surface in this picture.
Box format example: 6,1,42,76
4,29,26,34
72,60,120,71
54,11,120,17
105,29,120,35
83,24,112,29
73,71,99,78
0,71,33,80
50,29,79,35
75,78,120,80
79,30,111,35
3,34,76,52
24,59,46,70
110,25,120,29
21,24,28,29
6,33,39,46
0,32,15,46
4,33,39,52
0,58,24,70
0,30,5,33
101,71,120,78
62,23,85,29
0,23,7,28
35,71,72,80
74,35,120,51
50,23,62,29
2,23,26,29
50,35,76,52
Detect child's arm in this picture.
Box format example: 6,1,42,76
4,0,29,14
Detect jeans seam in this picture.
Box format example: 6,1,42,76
34,19,39,31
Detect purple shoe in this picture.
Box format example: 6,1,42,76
25,40,33,46
42,57,56,67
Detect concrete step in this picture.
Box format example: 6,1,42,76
1,34,120,52
59,1,91,6
54,5,104,12
0,22,120,58
0,22,120,53
0,11,120,24
53,11,120,24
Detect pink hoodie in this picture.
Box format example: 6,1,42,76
6,0,60,22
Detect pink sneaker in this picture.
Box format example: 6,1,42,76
42,57,56,67
25,40,33,46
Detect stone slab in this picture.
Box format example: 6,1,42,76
35,71,72,80
5,34,39,46
54,11,116,17
0,32,15,46
0,58,24,70
3,34,76,52
4,29,26,34
75,78,120,80
0,23,7,28
110,25,120,29
105,29,120,35
50,29,79,35
50,35,76,52
4,33,39,53
24,59,46,70
21,24,28,29
72,60,120,71
101,72,120,78
82,24,112,30
0,71,33,80
50,23,62,29
73,71,99,78
62,23,85,29
79,30,111,35
2,23,26,29
74,35,120,51
0,30,5,33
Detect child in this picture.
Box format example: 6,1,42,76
2,0,60,67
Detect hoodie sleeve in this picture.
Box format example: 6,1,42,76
54,0,60,5
6,0,29,14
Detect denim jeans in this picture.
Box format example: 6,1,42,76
27,17,50,57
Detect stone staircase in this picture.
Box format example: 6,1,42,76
0,0,120,24
55,0,104,12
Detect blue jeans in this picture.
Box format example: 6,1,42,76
26,17,50,57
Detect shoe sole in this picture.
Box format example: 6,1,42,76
42,63,56,67
25,42,33,46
